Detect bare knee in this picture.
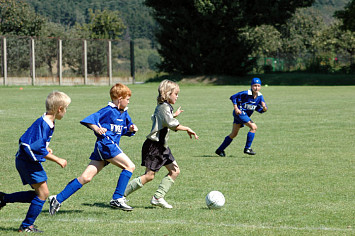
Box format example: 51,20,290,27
169,167,180,180
125,163,135,173
78,175,93,185
142,172,155,183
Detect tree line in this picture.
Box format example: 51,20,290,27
1,0,354,77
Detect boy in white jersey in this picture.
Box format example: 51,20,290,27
124,80,198,208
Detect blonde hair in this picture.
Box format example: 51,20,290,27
46,91,71,112
110,83,132,100
157,80,179,104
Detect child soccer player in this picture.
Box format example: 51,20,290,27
124,80,198,209
48,83,138,215
215,78,268,157
0,91,71,233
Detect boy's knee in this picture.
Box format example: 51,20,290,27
126,163,135,173
78,175,92,185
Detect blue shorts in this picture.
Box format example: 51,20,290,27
90,137,123,162
233,111,252,127
16,158,47,186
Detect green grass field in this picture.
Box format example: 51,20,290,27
0,84,354,235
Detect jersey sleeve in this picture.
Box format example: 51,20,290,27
80,112,101,128
255,96,267,113
230,92,242,105
122,113,136,137
161,107,179,131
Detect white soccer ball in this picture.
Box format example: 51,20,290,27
205,191,225,209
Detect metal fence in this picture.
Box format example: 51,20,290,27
1,35,136,86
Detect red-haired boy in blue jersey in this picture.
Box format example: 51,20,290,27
215,78,268,157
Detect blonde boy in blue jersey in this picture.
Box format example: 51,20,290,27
124,80,198,208
0,91,71,233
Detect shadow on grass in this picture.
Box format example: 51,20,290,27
0,226,19,233
145,72,355,86
82,202,110,209
41,209,83,214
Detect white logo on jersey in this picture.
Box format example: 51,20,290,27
245,104,257,110
110,124,123,134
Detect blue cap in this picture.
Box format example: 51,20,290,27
251,78,261,85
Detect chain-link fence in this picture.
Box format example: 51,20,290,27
1,35,155,86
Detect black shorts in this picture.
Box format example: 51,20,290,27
141,139,175,172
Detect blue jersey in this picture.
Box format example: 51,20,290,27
16,114,55,162
230,90,267,117
80,102,135,158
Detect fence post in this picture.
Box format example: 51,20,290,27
30,37,35,86
107,40,112,86
130,40,135,84
58,39,62,85
83,40,87,85
2,37,7,86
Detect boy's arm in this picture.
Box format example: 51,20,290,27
233,104,242,115
44,152,67,168
88,123,107,135
175,124,199,139
173,106,184,118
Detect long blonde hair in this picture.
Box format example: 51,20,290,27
157,80,179,104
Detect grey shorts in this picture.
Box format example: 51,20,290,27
141,139,175,172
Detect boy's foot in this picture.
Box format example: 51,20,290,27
110,197,133,211
244,148,256,155
0,192,6,210
150,196,173,209
48,195,61,216
215,149,226,157
18,225,43,233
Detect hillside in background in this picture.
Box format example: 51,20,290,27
26,0,350,40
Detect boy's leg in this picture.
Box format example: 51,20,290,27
108,153,135,211
124,176,143,197
49,160,104,216
2,191,36,204
245,132,255,149
151,175,174,209
244,122,257,155
20,182,47,230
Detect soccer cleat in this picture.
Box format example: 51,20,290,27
18,225,43,233
110,197,133,211
48,195,61,216
244,148,256,155
150,196,173,209
0,192,6,210
215,149,226,157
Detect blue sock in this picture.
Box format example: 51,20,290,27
56,179,83,204
112,170,132,200
4,191,36,203
21,196,45,228
217,136,233,151
245,132,255,149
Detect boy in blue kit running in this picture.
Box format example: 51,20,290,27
0,91,71,233
215,78,268,157
49,83,138,215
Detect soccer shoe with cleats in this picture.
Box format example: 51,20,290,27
150,196,173,209
0,192,6,210
244,148,256,155
215,149,226,157
48,195,61,216
18,225,43,233
110,197,133,211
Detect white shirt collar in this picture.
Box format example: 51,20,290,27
42,113,54,128
248,89,262,96
108,102,128,111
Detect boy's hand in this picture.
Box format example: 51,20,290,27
187,128,199,140
130,124,138,132
96,127,107,135
261,101,267,112
174,106,184,117
47,148,53,154
57,158,67,168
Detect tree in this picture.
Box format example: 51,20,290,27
144,0,315,75
0,0,44,36
334,0,355,32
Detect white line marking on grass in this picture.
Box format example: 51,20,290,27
1,218,352,232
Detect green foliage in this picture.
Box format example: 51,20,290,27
79,9,126,40
145,0,315,75
0,0,44,36
334,0,355,32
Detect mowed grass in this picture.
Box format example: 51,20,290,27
0,84,354,235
